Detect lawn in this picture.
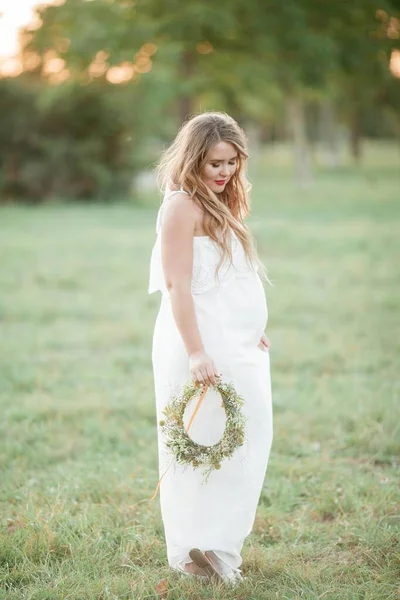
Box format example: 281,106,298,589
0,145,399,599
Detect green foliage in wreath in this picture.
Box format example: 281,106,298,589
159,377,247,482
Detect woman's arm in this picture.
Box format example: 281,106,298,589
161,193,219,386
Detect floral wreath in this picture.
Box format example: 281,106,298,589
159,376,247,483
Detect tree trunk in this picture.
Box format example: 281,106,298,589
287,96,313,186
349,107,362,164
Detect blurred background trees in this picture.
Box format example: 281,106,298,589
0,0,399,201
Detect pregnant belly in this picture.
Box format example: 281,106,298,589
194,272,268,355
221,272,268,346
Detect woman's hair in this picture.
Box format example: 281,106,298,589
155,111,270,283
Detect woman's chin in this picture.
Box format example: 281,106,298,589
211,185,226,194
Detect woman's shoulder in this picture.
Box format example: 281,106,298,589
164,185,205,216
163,188,194,209
161,189,201,231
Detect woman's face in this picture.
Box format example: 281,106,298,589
201,141,238,194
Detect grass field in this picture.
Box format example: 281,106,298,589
1,147,399,599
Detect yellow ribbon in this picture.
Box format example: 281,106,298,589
149,382,210,501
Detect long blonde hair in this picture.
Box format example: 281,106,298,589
156,111,270,283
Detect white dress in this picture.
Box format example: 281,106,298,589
148,188,273,579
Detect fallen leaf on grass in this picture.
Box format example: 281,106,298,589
7,519,25,533
154,578,168,597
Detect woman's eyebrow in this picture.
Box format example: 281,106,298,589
210,155,238,162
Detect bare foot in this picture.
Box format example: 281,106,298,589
184,561,208,576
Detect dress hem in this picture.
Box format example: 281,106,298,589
169,547,243,576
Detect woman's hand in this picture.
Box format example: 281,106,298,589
189,350,220,387
258,333,271,352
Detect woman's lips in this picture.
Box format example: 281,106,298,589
215,180,227,185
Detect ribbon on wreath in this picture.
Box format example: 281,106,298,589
149,382,210,501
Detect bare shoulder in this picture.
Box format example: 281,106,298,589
162,192,201,233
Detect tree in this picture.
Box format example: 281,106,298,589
12,0,400,198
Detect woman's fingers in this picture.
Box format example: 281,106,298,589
261,334,271,349
213,362,220,377
258,339,267,351
191,369,218,387
189,352,221,387
200,366,212,386
192,369,210,386
258,335,271,351
192,370,203,385
206,365,217,386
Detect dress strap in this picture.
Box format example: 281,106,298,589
164,189,189,200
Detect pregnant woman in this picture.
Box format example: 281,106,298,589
148,112,273,585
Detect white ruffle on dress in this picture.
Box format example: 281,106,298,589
149,188,273,580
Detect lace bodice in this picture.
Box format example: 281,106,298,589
148,189,258,296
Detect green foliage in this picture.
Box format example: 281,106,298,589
26,0,400,114
1,0,399,200
0,76,134,201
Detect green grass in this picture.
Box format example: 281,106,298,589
1,147,399,599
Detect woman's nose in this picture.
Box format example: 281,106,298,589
219,165,229,177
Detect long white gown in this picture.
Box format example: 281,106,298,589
148,188,273,579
